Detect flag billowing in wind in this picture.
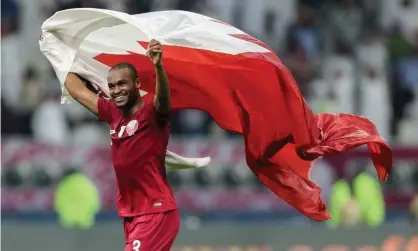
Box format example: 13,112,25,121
40,8,392,221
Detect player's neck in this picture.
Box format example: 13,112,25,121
122,97,144,118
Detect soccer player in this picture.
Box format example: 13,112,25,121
64,39,179,251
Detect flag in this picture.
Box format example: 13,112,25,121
40,8,392,221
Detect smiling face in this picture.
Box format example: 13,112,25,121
107,67,140,109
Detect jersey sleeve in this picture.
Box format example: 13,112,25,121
97,98,114,124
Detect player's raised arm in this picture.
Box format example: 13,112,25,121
148,39,170,116
64,72,100,115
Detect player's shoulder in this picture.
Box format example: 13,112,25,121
98,98,121,121
144,100,155,109
135,101,168,127
99,97,113,105
141,100,170,127
102,98,119,111
139,100,156,116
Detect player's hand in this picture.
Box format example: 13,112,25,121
147,39,163,66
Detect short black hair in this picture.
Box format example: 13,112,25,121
109,63,138,81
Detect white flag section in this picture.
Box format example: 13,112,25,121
39,8,216,170
39,8,269,103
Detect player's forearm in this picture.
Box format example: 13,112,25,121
153,64,171,114
64,73,99,115
65,73,85,100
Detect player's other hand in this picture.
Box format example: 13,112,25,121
147,39,163,66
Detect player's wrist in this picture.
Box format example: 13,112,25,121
154,64,164,71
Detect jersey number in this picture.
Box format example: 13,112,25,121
133,240,141,251
118,126,126,137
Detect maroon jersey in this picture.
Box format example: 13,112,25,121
98,98,177,217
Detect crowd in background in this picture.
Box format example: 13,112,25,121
2,0,418,145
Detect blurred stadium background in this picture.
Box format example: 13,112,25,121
1,0,418,250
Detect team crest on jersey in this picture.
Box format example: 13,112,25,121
126,120,138,136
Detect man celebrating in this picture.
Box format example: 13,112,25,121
41,8,392,227
64,39,179,251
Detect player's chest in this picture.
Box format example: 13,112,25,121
109,116,150,141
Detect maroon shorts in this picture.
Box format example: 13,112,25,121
123,210,180,251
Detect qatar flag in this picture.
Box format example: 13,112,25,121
40,8,392,221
